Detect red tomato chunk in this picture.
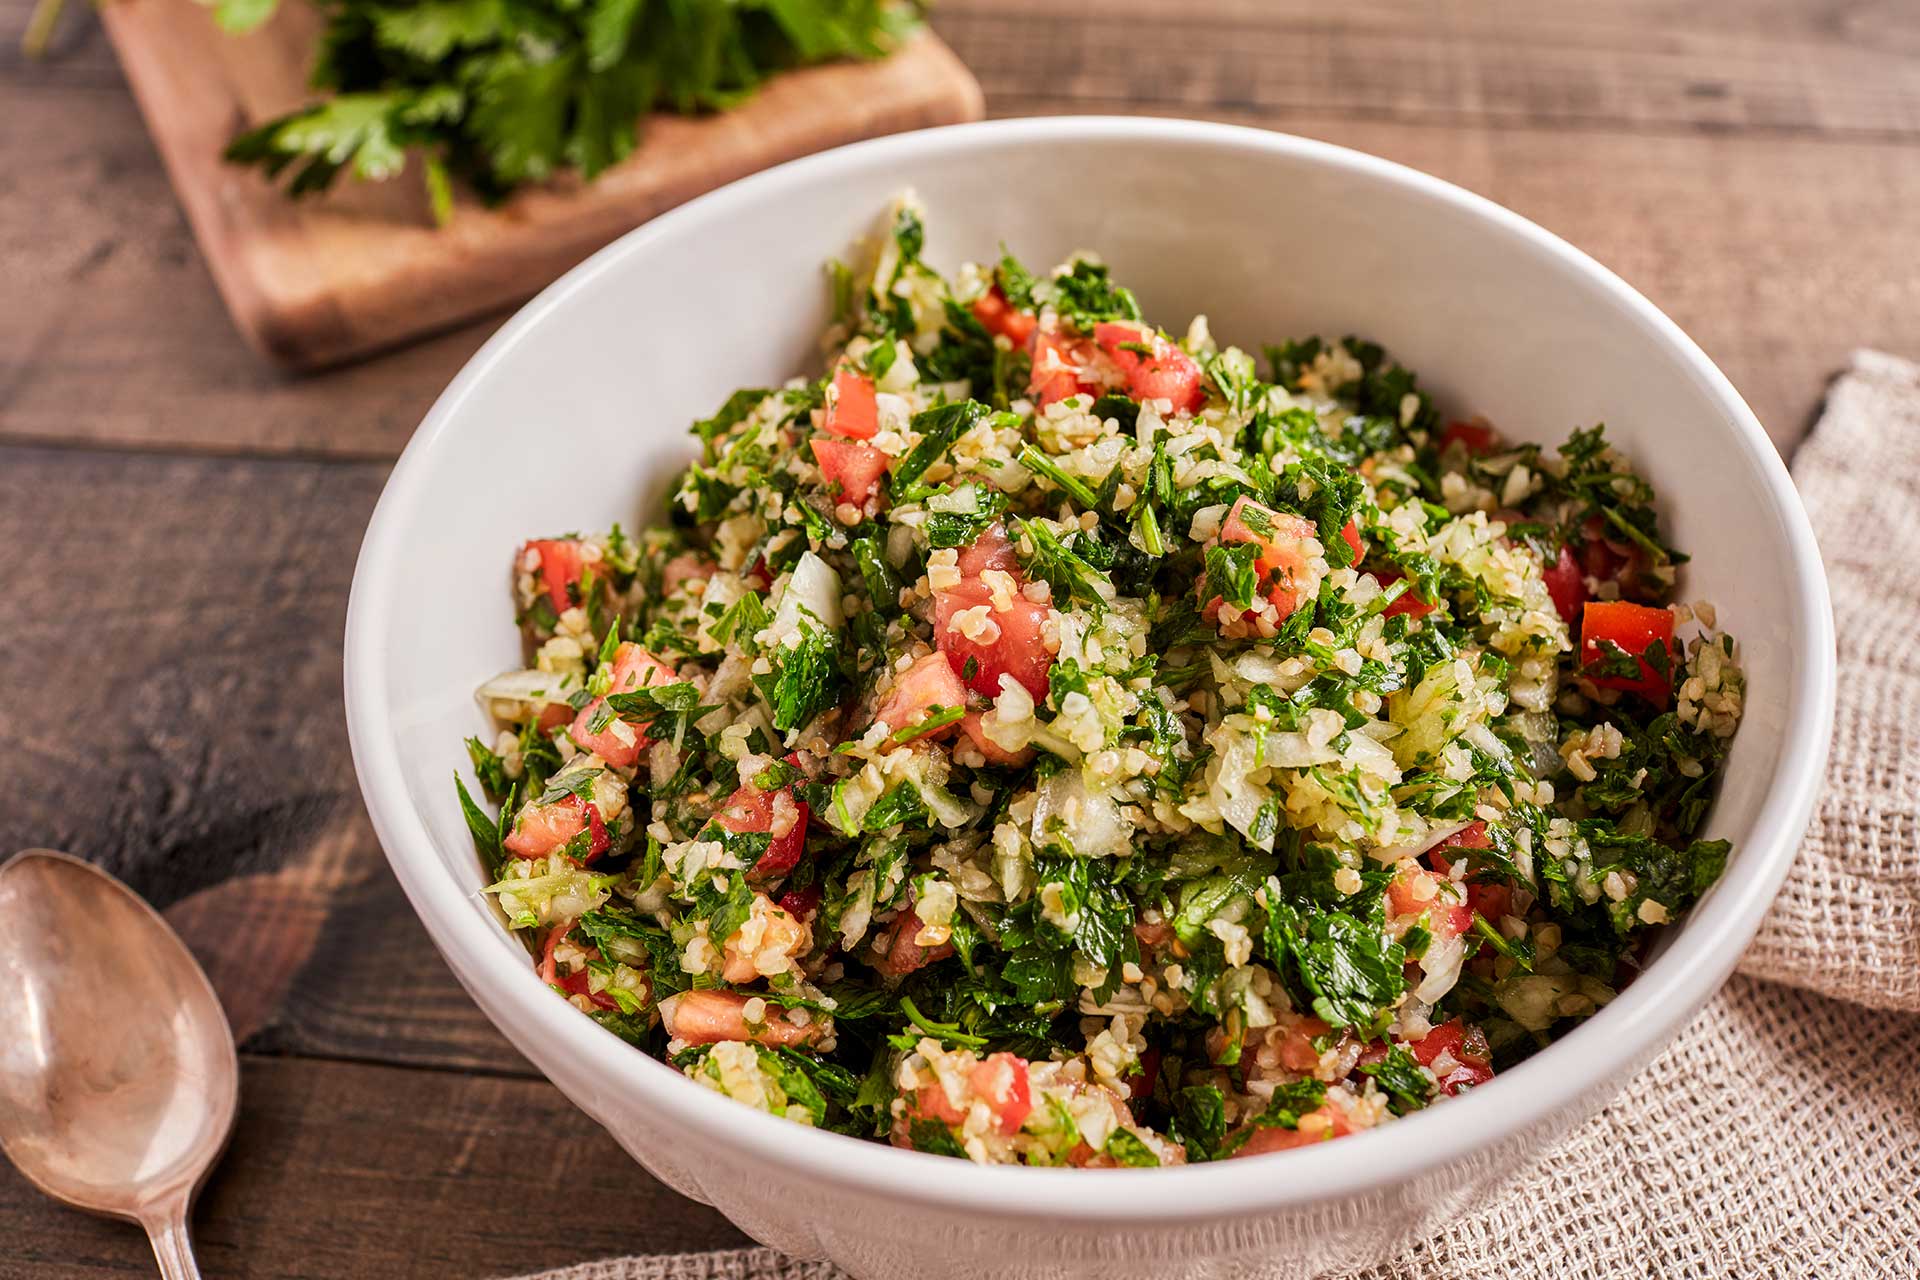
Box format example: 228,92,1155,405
1216,496,1321,622
811,435,890,508
1410,1018,1495,1095
824,364,879,440
1028,332,1100,409
1541,544,1588,625
715,772,810,880
970,286,1037,347
523,538,585,614
1580,600,1676,706
570,643,677,769
1092,321,1206,414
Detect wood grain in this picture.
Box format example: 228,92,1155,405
5,0,1919,459
0,444,528,1073
2,1,1917,1274
94,0,981,368
941,0,1920,139
0,1054,750,1280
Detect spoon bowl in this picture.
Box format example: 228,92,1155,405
0,850,238,1278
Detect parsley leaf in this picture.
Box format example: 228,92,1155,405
218,0,920,211
1359,1044,1432,1115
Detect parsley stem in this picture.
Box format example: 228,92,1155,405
886,705,966,746
1469,912,1532,971
1016,445,1100,510
898,995,987,1047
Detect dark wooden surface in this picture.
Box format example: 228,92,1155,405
97,0,979,368
1,1,1916,1276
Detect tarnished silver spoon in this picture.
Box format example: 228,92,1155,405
0,849,238,1279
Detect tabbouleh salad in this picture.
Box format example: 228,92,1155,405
455,197,1746,1167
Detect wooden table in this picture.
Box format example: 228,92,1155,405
1,2,1914,1275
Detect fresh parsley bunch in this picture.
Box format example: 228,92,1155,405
212,0,922,216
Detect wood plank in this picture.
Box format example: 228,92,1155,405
982,103,1920,451
20,0,1920,137
92,0,980,368
5,0,1918,459
0,445,528,1074
5,67,1914,459
0,1053,750,1279
935,0,1920,139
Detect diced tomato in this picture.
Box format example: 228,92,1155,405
1580,600,1676,705
1274,1020,1326,1073
503,794,606,862
524,539,585,615
1338,519,1365,564
871,651,966,742
1436,1061,1495,1094
1427,821,1492,873
1219,495,1322,620
543,926,620,1010
934,577,1054,700
558,966,621,1011
1230,1103,1354,1158
1133,919,1175,951
1092,321,1205,414
969,1052,1034,1134
811,434,890,508
1389,867,1472,938
1425,825,1512,920
870,909,954,976
715,773,810,880
970,286,1037,347
958,710,1036,767
1028,331,1101,408
1579,532,1625,583
661,552,715,595
1576,515,1654,600
1410,1017,1492,1068
1376,568,1437,620
776,883,822,921
1410,1018,1495,1095
1467,882,1513,921
1125,1044,1162,1104
908,1080,969,1128
1438,419,1499,454
535,700,574,733
1409,1020,1463,1067
1541,544,1587,625
538,923,570,985
569,642,678,769
659,989,823,1048
582,804,610,862
824,364,879,440
955,523,1020,578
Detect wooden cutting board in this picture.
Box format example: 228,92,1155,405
98,0,984,369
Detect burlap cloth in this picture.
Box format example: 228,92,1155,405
518,352,1920,1280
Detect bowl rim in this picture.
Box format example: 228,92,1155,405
345,115,1836,1222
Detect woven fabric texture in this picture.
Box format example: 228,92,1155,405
517,352,1920,1280
1739,350,1920,1014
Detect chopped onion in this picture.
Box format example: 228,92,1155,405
475,667,579,711
1414,931,1467,1003
1373,819,1475,866
769,551,844,640
1031,767,1131,858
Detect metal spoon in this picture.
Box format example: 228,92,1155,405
0,849,238,1279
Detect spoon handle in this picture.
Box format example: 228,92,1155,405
140,1199,203,1280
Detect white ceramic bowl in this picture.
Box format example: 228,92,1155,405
345,118,1835,1279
